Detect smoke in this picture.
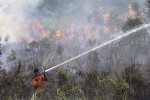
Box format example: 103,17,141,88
0,0,146,43
0,0,146,42
0,0,43,69
0,0,42,43
0,0,147,70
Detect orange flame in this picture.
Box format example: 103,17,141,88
103,13,110,21
128,5,135,19
56,30,62,38
36,21,47,37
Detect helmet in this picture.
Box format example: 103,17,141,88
34,68,39,73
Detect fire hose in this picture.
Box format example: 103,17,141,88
44,23,150,73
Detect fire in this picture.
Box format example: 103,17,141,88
56,30,62,38
35,21,47,37
103,26,110,33
128,5,135,19
103,13,110,21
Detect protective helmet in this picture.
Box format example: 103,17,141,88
34,68,39,73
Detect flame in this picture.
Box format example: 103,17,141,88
56,30,62,38
128,5,135,19
103,13,110,21
35,21,47,37
103,26,110,33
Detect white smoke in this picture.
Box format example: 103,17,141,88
0,0,42,43
0,0,43,70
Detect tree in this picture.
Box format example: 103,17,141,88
86,51,99,72
99,78,130,100
122,65,148,100
5,34,9,42
122,17,142,32
0,37,2,55
132,1,141,17
56,44,64,55
0,63,32,100
7,50,16,62
108,9,124,31
83,71,100,99
145,0,150,17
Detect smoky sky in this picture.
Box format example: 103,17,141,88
0,0,148,70
0,0,146,42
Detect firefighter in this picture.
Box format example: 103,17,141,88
31,69,47,100
32,68,47,90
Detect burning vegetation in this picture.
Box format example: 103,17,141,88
129,5,136,19
0,0,150,100
56,30,62,38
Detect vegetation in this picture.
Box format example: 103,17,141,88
146,0,150,16
0,0,150,100
0,64,150,100
122,17,143,32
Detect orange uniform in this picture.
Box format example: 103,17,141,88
32,72,47,90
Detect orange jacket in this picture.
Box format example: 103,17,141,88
32,73,47,90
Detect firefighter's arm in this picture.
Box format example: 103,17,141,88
42,71,47,81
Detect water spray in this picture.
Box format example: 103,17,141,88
45,23,150,72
